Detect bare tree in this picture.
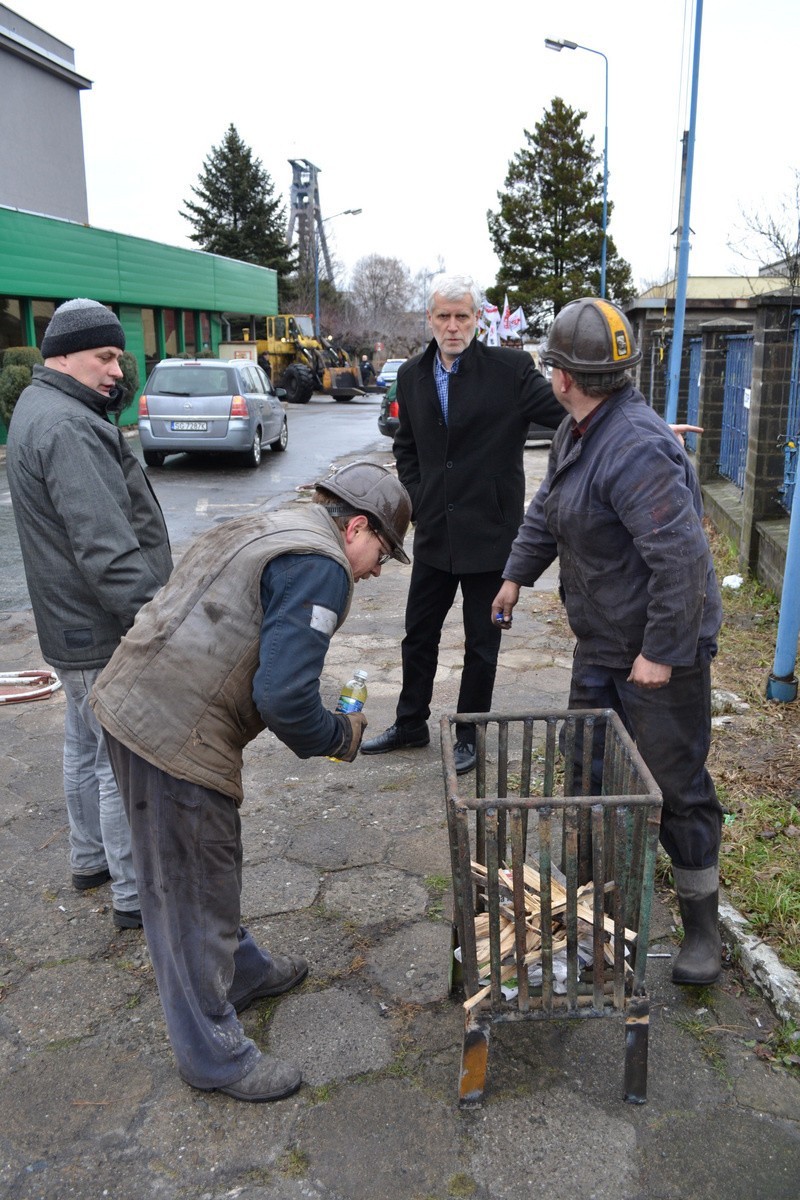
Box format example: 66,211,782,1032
728,169,800,290
348,254,417,356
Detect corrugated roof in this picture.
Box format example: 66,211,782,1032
639,276,788,300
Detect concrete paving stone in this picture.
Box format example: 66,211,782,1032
321,865,429,925
296,1077,466,1200
132,1068,303,1191
3,958,145,1047
636,1107,800,1199
269,987,393,1085
240,859,322,920
2,1044,155,1156
733,1054,800,1119
286,816,391,871
240,910,369,988
365,920,452,1004
385,824,452,877
469,1088,637,1200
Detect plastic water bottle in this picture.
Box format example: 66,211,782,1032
335,669,368,714
328,669,368,761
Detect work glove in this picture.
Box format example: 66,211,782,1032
330,711,368,762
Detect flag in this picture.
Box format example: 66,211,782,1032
509,306,528,336
500,295,512,339
486,321,500,346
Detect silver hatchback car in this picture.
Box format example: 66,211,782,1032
138,358,288,468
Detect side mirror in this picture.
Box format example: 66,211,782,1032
275,388,287,399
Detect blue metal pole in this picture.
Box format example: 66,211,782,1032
600,51,608,298
767,485,800,699
665,0,703,424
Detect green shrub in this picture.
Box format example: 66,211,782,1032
118,350,140,399
2,346,43,371
0,346,43,427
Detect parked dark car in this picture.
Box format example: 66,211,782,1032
138,358,288,468
526,419,556,444
377,380,399,438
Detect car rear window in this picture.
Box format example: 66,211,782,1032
147,366,234,396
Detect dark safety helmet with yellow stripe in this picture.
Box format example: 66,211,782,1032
541,297,641,373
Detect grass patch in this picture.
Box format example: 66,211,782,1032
278,1147,309,1179
425,874,451,921
706,524,800,972
674,1013,729,1078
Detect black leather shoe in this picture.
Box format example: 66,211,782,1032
113,907,143,929
231,954,309,1013
453,738,477,775
360,722,430,755
73,868,111,892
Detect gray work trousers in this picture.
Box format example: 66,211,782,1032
104,733,275,1089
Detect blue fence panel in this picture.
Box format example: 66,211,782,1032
779,316,800,514
686,338,702,452
718,334,753,489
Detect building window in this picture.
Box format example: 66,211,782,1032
0,298,23,351
32,300,56,347
142,308,158,376
182,311,196,357
199,312,211,353
163,310,178,357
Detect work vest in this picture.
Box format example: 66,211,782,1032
90,506,353,803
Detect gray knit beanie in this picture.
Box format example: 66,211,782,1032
41,299,125,357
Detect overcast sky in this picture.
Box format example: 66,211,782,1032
15,0,800,296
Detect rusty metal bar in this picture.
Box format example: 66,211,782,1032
485,808,502,1008
591,804,606,1011
613,806,627,1010
623,993,650,1104
510,808,530,1012
539,806,554,1013
497,720,509,860
564,804,579,1010
460,1011,491,1105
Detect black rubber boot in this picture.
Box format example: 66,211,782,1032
672,865,722,986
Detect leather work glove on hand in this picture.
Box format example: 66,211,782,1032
331,711,368,762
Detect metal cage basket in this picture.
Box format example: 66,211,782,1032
441,709,662,1107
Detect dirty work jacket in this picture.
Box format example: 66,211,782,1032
90,507,354,804
6,365,172,670
503,383,722,668
393,337,563,574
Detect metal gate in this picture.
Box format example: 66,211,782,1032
686,338,702,453
779,315,800,513
718,333,753,488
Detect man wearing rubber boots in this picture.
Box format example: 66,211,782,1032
493,298,724,988
90,462,411,1102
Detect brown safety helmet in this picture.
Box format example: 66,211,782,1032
316,460,412,564
541,297,642,373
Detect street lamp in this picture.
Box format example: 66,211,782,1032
545,37,608,298
314,207,362,337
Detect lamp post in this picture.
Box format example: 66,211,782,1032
545,37,608,298
314,207,362,337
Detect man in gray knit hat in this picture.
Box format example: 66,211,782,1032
7,299,173,929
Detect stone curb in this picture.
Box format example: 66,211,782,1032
720,896,800,1022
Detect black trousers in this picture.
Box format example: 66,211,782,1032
395,558,503,736
567,648,723,871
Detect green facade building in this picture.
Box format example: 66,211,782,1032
0,204,278,440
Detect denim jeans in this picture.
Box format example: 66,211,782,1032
59,667,138,911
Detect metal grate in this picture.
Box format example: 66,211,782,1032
442,710,662,1107
718,333,753,488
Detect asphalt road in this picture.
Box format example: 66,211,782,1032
0,393,388,611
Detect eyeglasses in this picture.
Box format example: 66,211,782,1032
369,526,392,566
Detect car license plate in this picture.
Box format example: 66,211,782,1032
171,420,207,431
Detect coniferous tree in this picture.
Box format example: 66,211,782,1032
181,125,295,278
487,97,633,330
